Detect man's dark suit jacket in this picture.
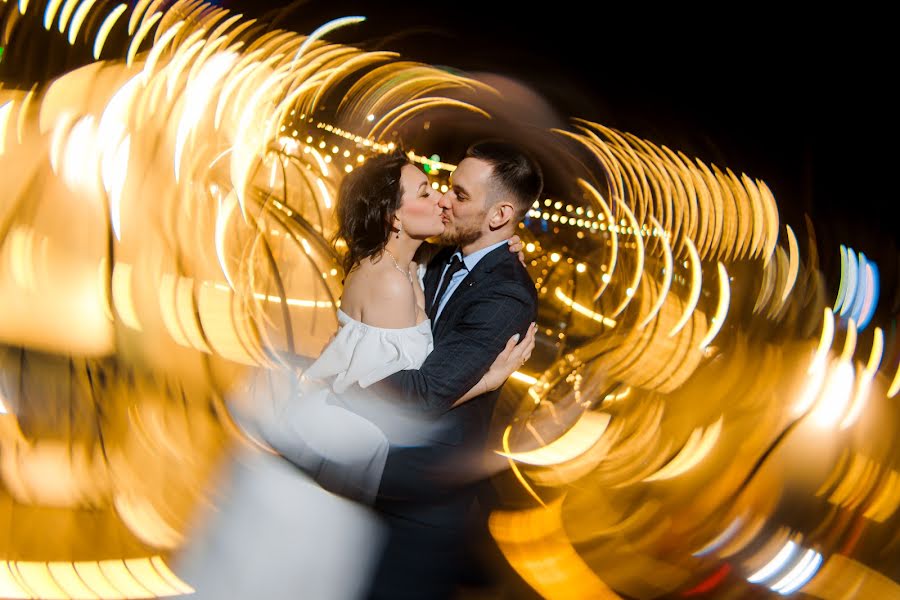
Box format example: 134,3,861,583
368,242,537,599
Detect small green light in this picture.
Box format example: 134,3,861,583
422,163,432,173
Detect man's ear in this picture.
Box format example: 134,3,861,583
488,202,514,231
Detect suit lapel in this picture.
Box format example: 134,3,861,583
434,271,478,339
424,247,454,315
433,245,512,340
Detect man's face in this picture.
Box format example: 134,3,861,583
438,157,493,247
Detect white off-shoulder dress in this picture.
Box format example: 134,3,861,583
175,309,433,600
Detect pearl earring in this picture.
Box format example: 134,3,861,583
396,221,402,239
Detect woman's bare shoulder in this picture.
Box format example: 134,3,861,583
341,258,417,328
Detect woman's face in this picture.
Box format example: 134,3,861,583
394,163,444,239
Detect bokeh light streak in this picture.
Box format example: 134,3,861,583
554,288,616,328
93,4,127,61
0,557,190,599
500,425,545,507
66,0,100,45
839,248,858,318
839,327,882,430
771,548,822,595
126,11,162,67
642,416,722,482
498,411,611,467
833,244,849,313
668,237,701,337
698,262,730,349
636,217,673,330
782,225,799,301
56,0,79,34
292,15,365,63
1,1,897,596
0,99,12,155
747,539,798,584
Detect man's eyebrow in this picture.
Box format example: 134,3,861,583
453,184,470,197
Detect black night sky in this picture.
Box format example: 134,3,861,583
252,1,895,313
242,2,894,249
8,0,891,310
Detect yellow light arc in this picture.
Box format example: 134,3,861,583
500,425,546,507
93,4,128,60
66,0,101,45
292,16,366,63
127,0,153,34
810,308,835,374
643,416,723,482
43,0,64,29
833,244,849,313
668,236,701,337
497,412,612,467
575,179,617,301
637,215,673,329
782,224,799,301
699,262,731,349
839,250,859,318
840,326,882,429
554,288,616,328
609,196,644,318
126,11,163,67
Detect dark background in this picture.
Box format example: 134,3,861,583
239,1,895,302
3,1,894,308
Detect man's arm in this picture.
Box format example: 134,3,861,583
371,282,535,415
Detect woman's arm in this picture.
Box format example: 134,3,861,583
372,282,536,415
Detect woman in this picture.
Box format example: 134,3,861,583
176,154,534,599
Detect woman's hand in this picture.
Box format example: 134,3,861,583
451,322,538,409
483,322,537,391
507,235,527,267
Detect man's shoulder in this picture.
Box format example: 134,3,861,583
488,248,537,294
473,256,537,314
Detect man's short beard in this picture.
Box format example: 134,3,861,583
440,218,484,248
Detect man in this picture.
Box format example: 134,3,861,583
369,140,542,599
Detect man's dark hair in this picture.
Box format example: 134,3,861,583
466,140,543,222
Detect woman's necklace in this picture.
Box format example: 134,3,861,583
384,249,413,284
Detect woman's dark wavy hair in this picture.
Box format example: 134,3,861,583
334,151,410,275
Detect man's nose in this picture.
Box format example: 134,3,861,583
438,192,451,209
